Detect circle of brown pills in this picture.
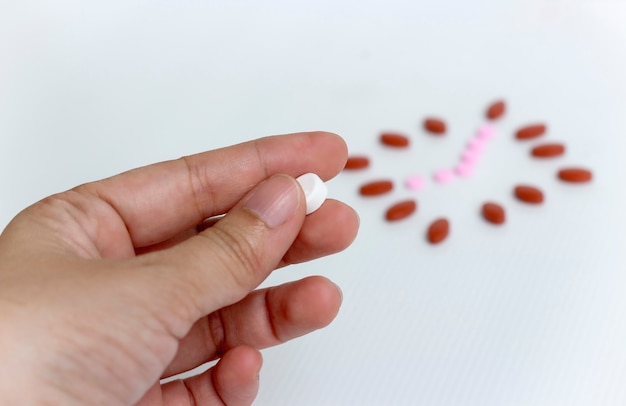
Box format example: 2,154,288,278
342,98,594,246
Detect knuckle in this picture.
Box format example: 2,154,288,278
180,155,217,220
26,191,102,258
204,224,265,291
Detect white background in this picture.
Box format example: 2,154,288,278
1,1,625,405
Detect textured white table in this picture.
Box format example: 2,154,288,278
1,1,625,405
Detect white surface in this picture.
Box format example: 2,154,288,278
1,1,625,405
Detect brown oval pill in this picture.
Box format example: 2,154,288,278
482,202,506,225
423,118,446,135
558,167,593,183
514,185,544,204
385,199,417,221
359,180,393,196
380,132,410,148
344,156,370,170
427,218,449,244
516,124,547,140
486,100,506,120
531,143,565,158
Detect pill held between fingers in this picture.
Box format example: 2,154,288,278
380,132,410,148
296,173,328,215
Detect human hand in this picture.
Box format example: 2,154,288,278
0,131,359,405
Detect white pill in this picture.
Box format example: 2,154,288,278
296,173,328,214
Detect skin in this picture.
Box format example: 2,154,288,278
0,131,359,405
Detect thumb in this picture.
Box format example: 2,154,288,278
137,174,307,329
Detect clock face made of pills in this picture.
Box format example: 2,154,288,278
339,99,593,245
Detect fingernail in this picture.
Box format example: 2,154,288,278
245,175,300,228
335,282,343,303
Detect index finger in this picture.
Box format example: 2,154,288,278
81,131,348,248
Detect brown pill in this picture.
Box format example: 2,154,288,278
531,143,565,158
558,167,593,183
482,202,506,225
516,124,547,140
359,180,393,196
344,156,370,170
514,185,544,204
385,199,417,221
380,132,410,148
427,218,449,244
486,100,506,120
423,118,446,135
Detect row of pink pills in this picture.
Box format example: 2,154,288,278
458,124,496,176
432,123,496,185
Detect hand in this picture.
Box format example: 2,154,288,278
0,132,359,405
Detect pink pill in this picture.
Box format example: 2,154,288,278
461,149,480,165
405,174,426,191
433,168,454,184
455,162,474,178
476,124,496,140
467,137,487,152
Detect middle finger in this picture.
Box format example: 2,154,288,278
160,275,343,379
